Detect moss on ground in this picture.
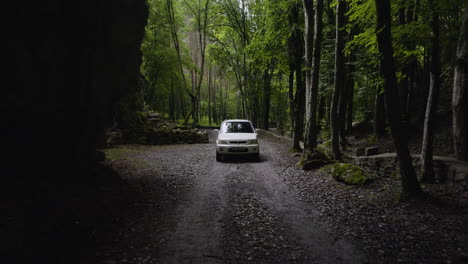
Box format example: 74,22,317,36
102,146,156,170
324,163,369,185
103,147,136,161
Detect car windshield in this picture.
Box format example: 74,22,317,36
221,121,254,133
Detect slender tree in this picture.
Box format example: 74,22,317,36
208,66,212,125
304,0,314,123
262,61,275,130
167,0,189,100
289,2,305,152
304,0,324,162
345,51,355,133
330,0,346,161
374,0,421,198
292,62,305,151
374,86,387,139
337,2,349,149
421,3,441,183
453,4,468,162
182,0,211,124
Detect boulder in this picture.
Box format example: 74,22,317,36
330,163,369,185
302,150,331,170
365,146,379,156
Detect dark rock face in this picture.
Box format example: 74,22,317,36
6,0,148,183
4,2,148,263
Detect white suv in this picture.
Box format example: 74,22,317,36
215,119,259,161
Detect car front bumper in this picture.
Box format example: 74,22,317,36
216,144,259,155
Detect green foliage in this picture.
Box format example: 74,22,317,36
141,0,192,114
326,163,369,185
137,0,464,159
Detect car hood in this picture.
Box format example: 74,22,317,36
218,133,257,141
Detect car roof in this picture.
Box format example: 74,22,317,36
222,119,251,122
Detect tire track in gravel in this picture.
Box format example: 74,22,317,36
155,138,232,264
219,134,368,264
139,130,367,263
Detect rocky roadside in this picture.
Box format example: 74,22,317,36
259,132,468,264
94,130,467,264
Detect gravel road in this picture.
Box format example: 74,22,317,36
97,130,468,264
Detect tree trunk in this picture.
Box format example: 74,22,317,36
345,54,355,133
338,4,349,148
170,72,175,121
374,90,386,138
453,5,468,162
212,75,218,124
421,7,440,182
303,0,314,123
288,3,302,140
262,67,273,130
167,0,193,123
293,67,305,151
338,76,348,149
375,0,421,198
398,0,409,123
219,78,223,121
304,0,323,156
330,0,346,160
318,95,325,123
288,68,295,134
208,67,212,125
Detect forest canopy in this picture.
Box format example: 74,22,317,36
138,0,468,197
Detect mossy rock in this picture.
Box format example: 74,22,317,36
301,150,331,170
328,163,369,185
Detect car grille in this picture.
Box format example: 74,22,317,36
229,141,247,144
228,147,248,152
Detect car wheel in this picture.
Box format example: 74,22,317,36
216,152,222,162
253,153,260,161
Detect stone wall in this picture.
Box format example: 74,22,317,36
351,153,468,191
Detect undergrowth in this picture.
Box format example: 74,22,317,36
322,163,369,185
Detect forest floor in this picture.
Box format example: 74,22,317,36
4,129,467,264
87,129,468,264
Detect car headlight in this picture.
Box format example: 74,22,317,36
249,139,258,144
217,140,228,144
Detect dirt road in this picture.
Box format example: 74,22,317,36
97,130,367,264
97,130,468,264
